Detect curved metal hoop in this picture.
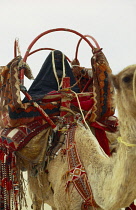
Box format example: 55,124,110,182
20,28,100,85
27,47,71,63
23,28,97,62
75,34,101,61
20,28,99,84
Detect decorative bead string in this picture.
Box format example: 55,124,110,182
2,162,7,210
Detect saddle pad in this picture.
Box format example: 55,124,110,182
0,120,49,152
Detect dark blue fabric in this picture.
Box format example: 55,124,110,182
23,50,79,102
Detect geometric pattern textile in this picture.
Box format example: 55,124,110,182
0,119,50,210
0,56,34,128
90,49,115,122
0,119,49,152
66,125,99,209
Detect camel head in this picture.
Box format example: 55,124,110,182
112,64,136,117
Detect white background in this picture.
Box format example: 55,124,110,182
0,0,136,80
1,0,136,209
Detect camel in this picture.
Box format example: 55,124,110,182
17,64,136,210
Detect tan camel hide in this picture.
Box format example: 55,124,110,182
17,64,136,210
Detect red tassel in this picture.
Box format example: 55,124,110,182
90,122,111,156
0,151,5,162
6,180,13,191
1,178,8,187
1,178,12,191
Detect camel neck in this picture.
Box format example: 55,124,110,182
117,103,136,144
75,124,136,209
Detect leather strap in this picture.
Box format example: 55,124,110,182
66,125,99,209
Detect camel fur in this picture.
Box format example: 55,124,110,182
18,64,136,209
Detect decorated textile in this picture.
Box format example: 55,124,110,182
0,145,20,210
0,56,61,128
0,119,49,152
0,119,50,210
71,49,117,157
7,100,60,128
71,49,115,123
90,48,115,122
0,56,34,128
71,59,93,93
71,95,94,112
66,124,99,209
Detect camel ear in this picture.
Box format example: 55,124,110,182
110,74,120,89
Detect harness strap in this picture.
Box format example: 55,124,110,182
66,125,99,209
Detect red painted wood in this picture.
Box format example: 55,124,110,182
21,91,57,129
60,77,71,117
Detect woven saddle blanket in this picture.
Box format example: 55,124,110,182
0,119,49,152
